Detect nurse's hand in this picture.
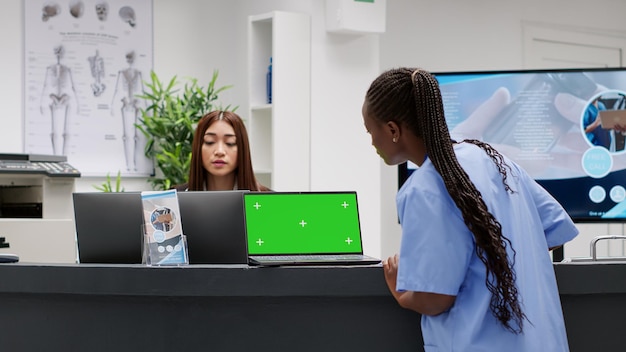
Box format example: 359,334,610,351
383,254,402,301
383,254,456,315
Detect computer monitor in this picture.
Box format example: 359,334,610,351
73,192,144,264
177,191,249,264
398,67,626,223
73,191,249,264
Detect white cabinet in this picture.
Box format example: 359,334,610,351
247,11,311,191
0,171,77,263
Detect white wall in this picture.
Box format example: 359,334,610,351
308,2,381,257
380,0,626,72
0,1,23,155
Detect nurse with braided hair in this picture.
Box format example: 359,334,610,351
362,67,578,351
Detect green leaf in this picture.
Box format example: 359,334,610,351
93,171,125,192
137,70,233,191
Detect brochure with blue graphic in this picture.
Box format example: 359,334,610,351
141,190,188,265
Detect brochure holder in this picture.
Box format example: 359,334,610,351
141,225,189,266
140,190,189,266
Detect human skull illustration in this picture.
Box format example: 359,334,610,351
69,0,84,18
95,2,109,21
42,2,61,21
53,45,65,58
119,6,136,28
125,51,136,64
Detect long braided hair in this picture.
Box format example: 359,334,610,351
366,67,526,333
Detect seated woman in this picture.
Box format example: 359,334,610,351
174,110,270,191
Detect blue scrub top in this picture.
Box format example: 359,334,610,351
396,143,578,352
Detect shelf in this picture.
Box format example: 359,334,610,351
248,11,311,191
250,104,272,112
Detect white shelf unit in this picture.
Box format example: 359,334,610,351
248,11,311,191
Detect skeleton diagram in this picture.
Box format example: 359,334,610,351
88,50,106,96
40,45,79,156
111,51,144,171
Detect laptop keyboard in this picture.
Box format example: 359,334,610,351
252,254,367,262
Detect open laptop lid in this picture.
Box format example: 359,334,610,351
243,191,367,256
73,192,144,264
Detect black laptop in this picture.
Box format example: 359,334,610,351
177,191,249,264
73,191,249,264
244,191,381,266
73,192,144,264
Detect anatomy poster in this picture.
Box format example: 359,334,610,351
24,0,154,176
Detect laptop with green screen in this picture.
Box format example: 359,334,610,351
244,191,381,266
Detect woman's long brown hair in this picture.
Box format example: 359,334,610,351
365,68,526,333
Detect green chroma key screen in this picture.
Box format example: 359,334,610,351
244,192,363,255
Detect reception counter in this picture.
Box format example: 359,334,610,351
0,262,623,352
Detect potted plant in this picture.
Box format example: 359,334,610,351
136,70,234,190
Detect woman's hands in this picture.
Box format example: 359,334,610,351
383,254,456,316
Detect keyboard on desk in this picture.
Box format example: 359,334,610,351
248,254,381,266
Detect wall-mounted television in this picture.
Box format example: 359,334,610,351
398,67,626,223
